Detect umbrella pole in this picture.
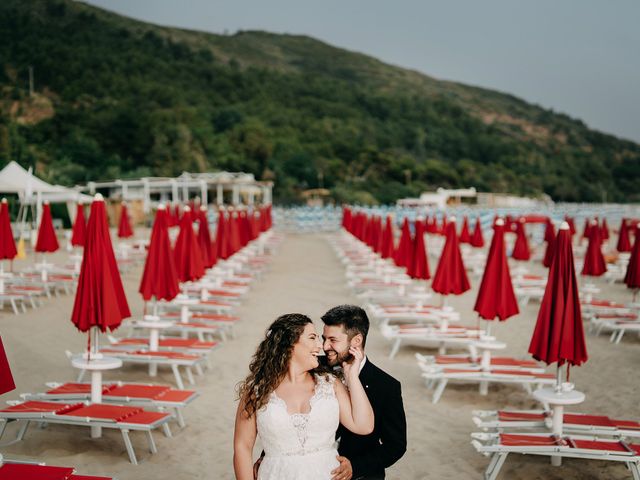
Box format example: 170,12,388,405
555,365,562,392
153,298,159,317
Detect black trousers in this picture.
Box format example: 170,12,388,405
355,475,384,480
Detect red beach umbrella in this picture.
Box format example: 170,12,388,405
341,207,350,231
542,222,557,268
528,222,588,368
581,221,607,277
470,218,484,248
394,218,412,268
624,223,640,300
439,216,448,236
564,216,576,236
581,218,592,243
173,206,205,282
380,216,395,259
432,219,470,297
511,219,530,261
600,219,610,241
0,336,15,395
543,218,555,244
139,204,179,302
71,194,130,333
197,206,215,268
117,203,134,239
216,209,229,260
0,198,17,261
227,211,242,257
474,219,519,321
407,220,430,280
459,216,471,244
70,203,86,247
617,219,632,253
35,202,59,253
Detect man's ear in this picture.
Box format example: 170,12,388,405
351,333,363,348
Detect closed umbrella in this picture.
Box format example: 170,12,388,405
35,201,59,281
0,336,15,396
197,206,214,268
581,220,606,277
380,216,395,259
71,194,130,335
139,204,179,305
173,206,205,282
407,220,430,280
0,198,17,288
542,222,556,268
459,216,471,244
216,209,229,260
529,222,588,370
35,202,59,253
624,223,640,301
394,218,412,268
470,218,484,248
474,218,519,328
600,218,610,242
616,218,632,253
564,216,576,236
117,202,134,239
511,219,530,261
431,218,470,303
70,203,86,247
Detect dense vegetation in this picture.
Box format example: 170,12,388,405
1,0,638,203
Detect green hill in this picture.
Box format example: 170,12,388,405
1,0,638,203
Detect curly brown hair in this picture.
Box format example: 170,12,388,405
237,313,313,417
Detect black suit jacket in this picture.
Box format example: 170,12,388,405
337,360,407,479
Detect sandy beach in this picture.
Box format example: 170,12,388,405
0,232,638,479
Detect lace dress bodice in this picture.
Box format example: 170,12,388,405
256,374,340,479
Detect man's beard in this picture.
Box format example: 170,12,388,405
324,347,353,367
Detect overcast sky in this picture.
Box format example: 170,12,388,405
84,0,640,143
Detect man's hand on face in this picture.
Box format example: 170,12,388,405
331,455,353,480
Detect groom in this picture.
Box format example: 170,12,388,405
322,305,407,480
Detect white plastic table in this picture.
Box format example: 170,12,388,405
533,387,585,466
71,355,123,438
137,316,173,376
172,295,199,323
475,340,507,395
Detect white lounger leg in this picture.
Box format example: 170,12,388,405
388,339,401,360
162,423,172,438
145,430,157,454
171,364,185,390
629,462,640,480
432,379,448,404
479,380,489,396
186,367,196,385
485,452,508,480
194,363,204,376
175,408,186,428
121,429,138,465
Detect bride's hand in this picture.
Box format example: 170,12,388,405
342,346,363,383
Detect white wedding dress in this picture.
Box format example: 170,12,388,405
256,374,340,480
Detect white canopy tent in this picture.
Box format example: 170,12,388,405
0,161,92,225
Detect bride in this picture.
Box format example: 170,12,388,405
233,313,374,480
